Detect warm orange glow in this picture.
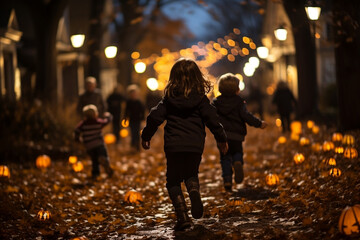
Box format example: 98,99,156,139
291,133,300,141
278,136,287,144
249,42,256,49
37,209,51,221
36,155,51,169
227,39,235,47
243,36,250,44
104,133,116,144
72,161,84,172
307,120,315,129
344,147,358,159
339,205,360,236
342,134,355,146
227,54,235,62
311,143,322,152
242,48,249,55
220,48,228,55
0,165,10,178
293,153,305,164
322,141,335,152
315,33,321,39
266,174,280,186
290,121,302,135
267,86,275,95
68,156,78,164
275,118,282,127
131,51,140,59
335,146,344,154
312,125,320,134
323,157,336,166
233,28,241,35
299,137,310,146
332,132,343,142
121,119,129,127
120,129,129,138
329,168,341,177
124,190,143,204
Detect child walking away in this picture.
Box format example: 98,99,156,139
141,58,228,231
74,104,114,180
213,73,267,192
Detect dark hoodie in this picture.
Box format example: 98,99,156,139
213,95,262,141
141,92,227,153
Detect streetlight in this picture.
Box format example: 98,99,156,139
274,24,287,41
104,46,118,58
70,34,85,48
134,61,146,73
305,0,321,21
257,46,269,59
146,78,159,91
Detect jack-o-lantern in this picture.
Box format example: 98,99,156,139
339,205,360,236
278,136,287,144
266,174,280,186
290,121,302,134
293,153,305,164
0,165,10,178
36,155,51,169
124,190,143,204
120,129,129,138
332,133,343,142
329,168,341,177
229,199,243,206
344,147,358,159
37,209,51,221
322,158,336,166
312,125,320,134
311,143,322,152
275,118,282,128
307,120,315,129
342,134,355,146
335,146,344,154
71,237,89,240
291,133,300,141
104,133,116,144
299,137,310,146
69,156,78,164
72,161,84,172
322,141,335,152
121,119,129,128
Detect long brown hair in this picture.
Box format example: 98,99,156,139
164,58,212,98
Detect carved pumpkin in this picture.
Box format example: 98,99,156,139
329,168,341,177
36,155,51,169
124,190,143,204
307,120,315,129
0,165,10,178
266,174,280,186
335,146,344,154
278,136,287,144
311,143,322,152
312,125,320,134
344,147,358,159
69,156,78,164
322,141,335,152
339,205,360,236
332,133,343,142
342,134,355,146
72,162,84,172
299,137,310,146
121,119,129,127
120,129,129,138
293,153,305,164
290,121,302,134
229,199,243,206
37,209,51,221
322,158,336,166
104,133,116,144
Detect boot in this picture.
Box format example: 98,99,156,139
168,186,191,231
233,161,244,184
223,176,232,192
99,156,114,178
185,177,203,219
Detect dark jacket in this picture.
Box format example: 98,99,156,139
106,92,125,119
272,88,296,115
141,92,227,153
125,99,145,122
77,89,105,117
213,95,262,141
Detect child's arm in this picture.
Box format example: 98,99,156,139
238,101,263,128
141,99,167,149
74,121,83,142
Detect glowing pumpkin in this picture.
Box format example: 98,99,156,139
329,168,341,177
37,209,51,221
124,190,143,204
36,155,51,169
266,174,280,186
0,165,10,178
335,146,344,154
290,121,302,134
344,147,358,159
339,205,360,236
293,153,305,164
342,134,355,146
278,136,287,144
322,158,336,166
332,133,343,142
275,118,282,127
291,133,300,141
69,156,78,164
307,120,315,129
322,141,335,152
120,129,129,138
104,133,116,144
71,237,89,240
311,143,322,152
72,161,84,172
229,199,243,206
299,137,310,146
312,125,320,134
121,119,129,127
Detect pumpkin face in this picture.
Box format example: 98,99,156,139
37,209,51,221
342,134,355,146
335,147,344,154
278,136,287,144
307,120,315,129
299,137,310,146
72,162,84,172
0,165,10,178
344,147,358,159
322,158,336,166
124,190,143,204
36,155,51,169
69,156,78,164
104,133,116,144
229,199,243,206
322,141,335,152
339,205,360,236
312,125,320,134
121,119,129,127
290,121,302,134
266,174,280,186
332,133,343,142
293,153,305,164
329,168,341,177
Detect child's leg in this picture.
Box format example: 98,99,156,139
130,121,140,150
87,148,100,178
98,145,113,177
233,151,244,184
220,152,233,191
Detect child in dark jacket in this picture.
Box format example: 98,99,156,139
74,104,114,180
213,73,267,192
141,58,228,231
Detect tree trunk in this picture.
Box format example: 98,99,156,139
283,0,318,118
333,0,360,131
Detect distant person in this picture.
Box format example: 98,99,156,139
106,84,126,143
141,59,228,231
247,83,265,119
74,104,114,180
77,76,106,117
213,73,267,192
124,84,145,152
272,81,297,132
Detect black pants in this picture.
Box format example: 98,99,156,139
87,145,109,176
165,152,202,189
280,112,291,132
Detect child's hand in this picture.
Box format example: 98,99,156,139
217,142,228,155
260,121,268,129
104,112,111,117
141,139,150,150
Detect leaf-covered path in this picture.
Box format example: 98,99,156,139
1,117,359,239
